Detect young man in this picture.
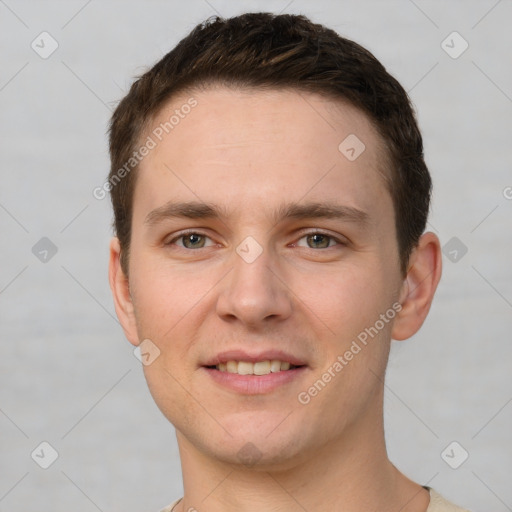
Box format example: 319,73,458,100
107,12,470,512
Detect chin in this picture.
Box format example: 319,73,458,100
210,440,308,472
189,420,317,472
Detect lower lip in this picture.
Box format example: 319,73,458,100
201,366,308,394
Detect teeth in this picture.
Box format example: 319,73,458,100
215,359,297,375
270,360,282,373
254,361,270,375
226,361,238,373
238,361,253,375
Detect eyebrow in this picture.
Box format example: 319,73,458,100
144,200,369,227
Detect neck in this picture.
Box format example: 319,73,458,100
174,390,429,512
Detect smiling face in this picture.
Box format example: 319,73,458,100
113,86,409,468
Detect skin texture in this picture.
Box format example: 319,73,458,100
109,87,442,512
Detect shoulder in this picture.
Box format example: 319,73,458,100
158,491,471,512
158,497,182,512
426,487,471,512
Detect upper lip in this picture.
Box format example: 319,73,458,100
202,349,307,367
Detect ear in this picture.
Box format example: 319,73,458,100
392,232,442,341
108,237,140,346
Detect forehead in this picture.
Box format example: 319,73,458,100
134,86,392,225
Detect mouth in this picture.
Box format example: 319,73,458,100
205,359,304,375
201,350,308,394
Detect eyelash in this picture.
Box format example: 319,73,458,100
165,229,346,250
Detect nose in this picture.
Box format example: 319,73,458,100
215,242,293,329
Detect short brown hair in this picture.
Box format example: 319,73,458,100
108,12,431,275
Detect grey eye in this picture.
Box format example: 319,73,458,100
181,233,207,249
305,233,333,249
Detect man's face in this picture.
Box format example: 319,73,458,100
125,87,405,468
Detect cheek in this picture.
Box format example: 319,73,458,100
129,257,213,340
133,266,207,423
296,267,394,415
298,264,394,341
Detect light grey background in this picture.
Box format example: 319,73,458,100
1,0,511,510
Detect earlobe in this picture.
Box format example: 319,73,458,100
108,237,140,346
391,232,442,341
